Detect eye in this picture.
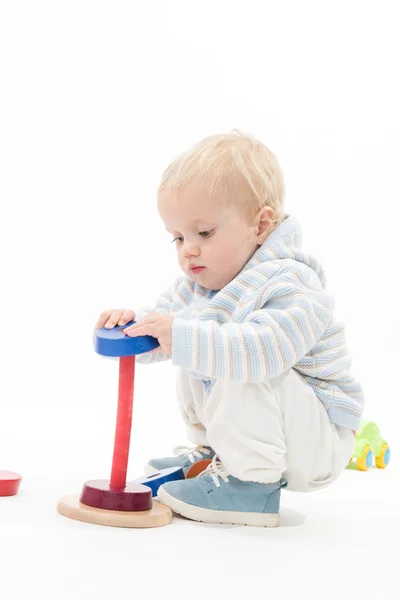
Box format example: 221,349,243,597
199,229,214,238
171,237,184,244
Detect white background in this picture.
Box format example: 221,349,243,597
0,1,399,598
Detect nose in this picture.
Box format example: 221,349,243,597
182,240,200,258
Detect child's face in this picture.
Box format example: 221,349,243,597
158,184,271,290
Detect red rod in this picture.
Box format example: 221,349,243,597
110,355,135,490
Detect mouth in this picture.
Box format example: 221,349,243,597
189,266,205,275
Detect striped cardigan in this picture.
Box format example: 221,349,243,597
136,214,364,430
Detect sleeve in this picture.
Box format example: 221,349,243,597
171,267,334,382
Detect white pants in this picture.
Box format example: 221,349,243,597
177,367,354,492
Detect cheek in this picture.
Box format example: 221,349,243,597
217,237,244,258
218,239,251,269
177,248,185,268
211,245,238,269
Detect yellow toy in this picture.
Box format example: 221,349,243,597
348,420,391,471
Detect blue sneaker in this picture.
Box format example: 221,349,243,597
158,456,287,527
145,445,215,477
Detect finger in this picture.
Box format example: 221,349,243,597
122,317,152,333
123,324,154,338
123,324,147,336
118,309,135,326
95,310,114,330
122,322,141,335
104,310,124,329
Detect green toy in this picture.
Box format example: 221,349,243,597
348,420,391,471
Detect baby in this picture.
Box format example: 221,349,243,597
96,131,364,527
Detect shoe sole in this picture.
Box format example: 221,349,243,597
158,487,280,527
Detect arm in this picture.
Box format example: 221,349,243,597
171,267,334,381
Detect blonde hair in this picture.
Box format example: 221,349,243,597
158,130,285,226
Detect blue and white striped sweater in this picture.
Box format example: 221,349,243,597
137,214,364,430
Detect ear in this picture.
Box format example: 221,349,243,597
256,206,275,244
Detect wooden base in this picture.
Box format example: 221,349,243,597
57,494,172,528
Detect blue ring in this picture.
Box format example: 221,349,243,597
94,321,160,357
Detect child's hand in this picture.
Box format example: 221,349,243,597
122,313,174,355
95,309,136,330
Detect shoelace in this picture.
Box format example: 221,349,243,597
173,445,212,464
198,455,229,488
